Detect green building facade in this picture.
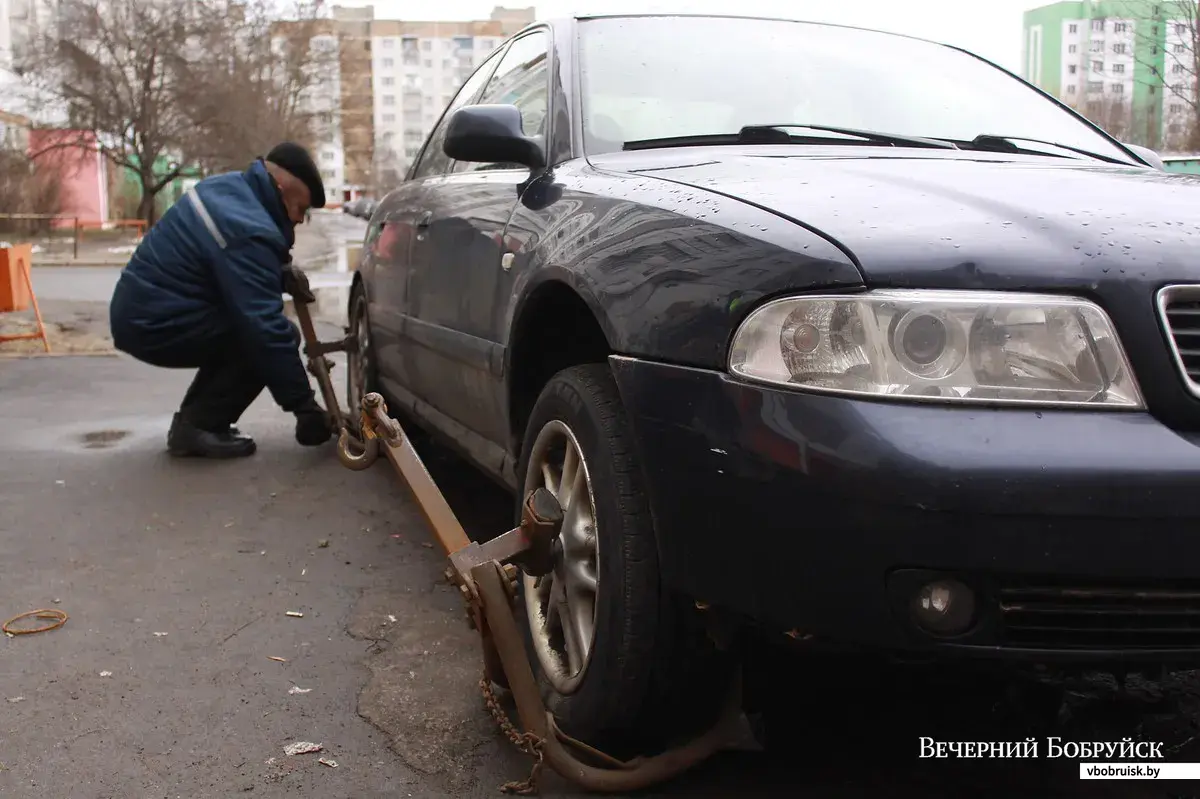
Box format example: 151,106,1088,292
113,155,202,220
1022,1,1195,148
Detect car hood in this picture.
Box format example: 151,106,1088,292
595,147,1200,289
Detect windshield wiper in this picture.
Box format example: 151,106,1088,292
741,124,958,150
955,134,1130,165
622,123,958,152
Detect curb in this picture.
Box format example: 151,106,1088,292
34,262,127,268
0,351,120,359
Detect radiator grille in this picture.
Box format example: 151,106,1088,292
998,582,1200,650
1159,285,1200,397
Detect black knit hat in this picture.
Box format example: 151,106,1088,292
265,142,326,209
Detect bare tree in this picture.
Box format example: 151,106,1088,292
11,0,336,225
370,146,405,196
1071,91,1136,140
0,149,62,223
1116,0,1200,150
175,0,338,175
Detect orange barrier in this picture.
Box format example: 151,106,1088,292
0,243,51,352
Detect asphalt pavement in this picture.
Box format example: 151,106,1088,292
3,209,1199,797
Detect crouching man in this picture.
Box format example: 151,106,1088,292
108,143,334,458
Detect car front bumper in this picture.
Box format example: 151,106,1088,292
608,354,1200,664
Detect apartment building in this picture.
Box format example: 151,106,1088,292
321,4,533,202
1022,0,1198,147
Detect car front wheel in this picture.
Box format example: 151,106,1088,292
346,282,377,412
516,363,733,756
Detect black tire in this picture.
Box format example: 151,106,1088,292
346,281,378,411
514,363,735,757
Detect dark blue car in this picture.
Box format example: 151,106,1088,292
346,13,1200,753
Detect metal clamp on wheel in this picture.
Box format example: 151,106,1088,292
293,290,739,794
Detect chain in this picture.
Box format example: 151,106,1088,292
480,671,545,795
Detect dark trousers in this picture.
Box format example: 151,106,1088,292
132,321,300,433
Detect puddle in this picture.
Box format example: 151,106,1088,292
80,429,130,449
7,415,166,453
289,244,360,328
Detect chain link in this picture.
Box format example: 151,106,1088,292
480,671,545,795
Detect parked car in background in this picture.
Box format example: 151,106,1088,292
346,13,1200,755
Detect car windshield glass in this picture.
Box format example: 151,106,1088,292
576,16,1133,164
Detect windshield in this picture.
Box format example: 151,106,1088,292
577,16,1134,163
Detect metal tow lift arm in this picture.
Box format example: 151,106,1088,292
294,294,742,794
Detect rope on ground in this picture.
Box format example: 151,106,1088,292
3,608,68,636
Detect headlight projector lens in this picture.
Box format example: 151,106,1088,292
901,314,947,365
892,309,965,379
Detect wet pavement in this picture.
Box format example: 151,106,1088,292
5,211,1200,795
5,354,1200,797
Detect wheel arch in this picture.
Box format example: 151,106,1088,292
505,276,615,455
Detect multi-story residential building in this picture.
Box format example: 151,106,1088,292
1022,1,1198,148
320,4,533,202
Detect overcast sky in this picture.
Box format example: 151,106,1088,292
333,0,1040,72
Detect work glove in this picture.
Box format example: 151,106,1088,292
294,397,334,446
282,262,316,304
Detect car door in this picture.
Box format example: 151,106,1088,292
376,45,508,403
406,30,552,447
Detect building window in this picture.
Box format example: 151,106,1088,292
1087,80,1103,93
1111,82,1124,93
1068,23,1078,33
1068,44,1078,53
1113,22,1127,33
1067,84,1077,94
1173,83,1185,93
383,95,395,105
382,38,394,48
1113,63,1125,73
1113,43,1125,54
421,39,431,50
1170,103,1184,113
383,113,395,123
1177,23,1187,35
1176,43,1187,53
322,151,334,161
1088,100,1102,114
382,76,394,86
363,40,371,51
1090,40,1103,52
1169,122,1182,134
382,58,394,68
1091,19,1104,32
1092,60,1103,72
1068,64,1077,74
1174,63,1185,74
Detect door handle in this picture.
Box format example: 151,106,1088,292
416,212,432,229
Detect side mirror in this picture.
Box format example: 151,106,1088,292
444,104,546,170
1122,142,1165,170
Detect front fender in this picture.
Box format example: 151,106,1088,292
503,171,865,370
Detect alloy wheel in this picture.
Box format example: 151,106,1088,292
522,419,601,695
348,294,371,406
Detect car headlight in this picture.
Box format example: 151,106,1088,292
727,289,1143,408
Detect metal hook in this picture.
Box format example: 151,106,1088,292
337,428,379,470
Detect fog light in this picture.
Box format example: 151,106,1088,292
910,579,975,636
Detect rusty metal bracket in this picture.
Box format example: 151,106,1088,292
296,289,738,793
304,334,354,359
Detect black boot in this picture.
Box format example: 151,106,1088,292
167,413,256,458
